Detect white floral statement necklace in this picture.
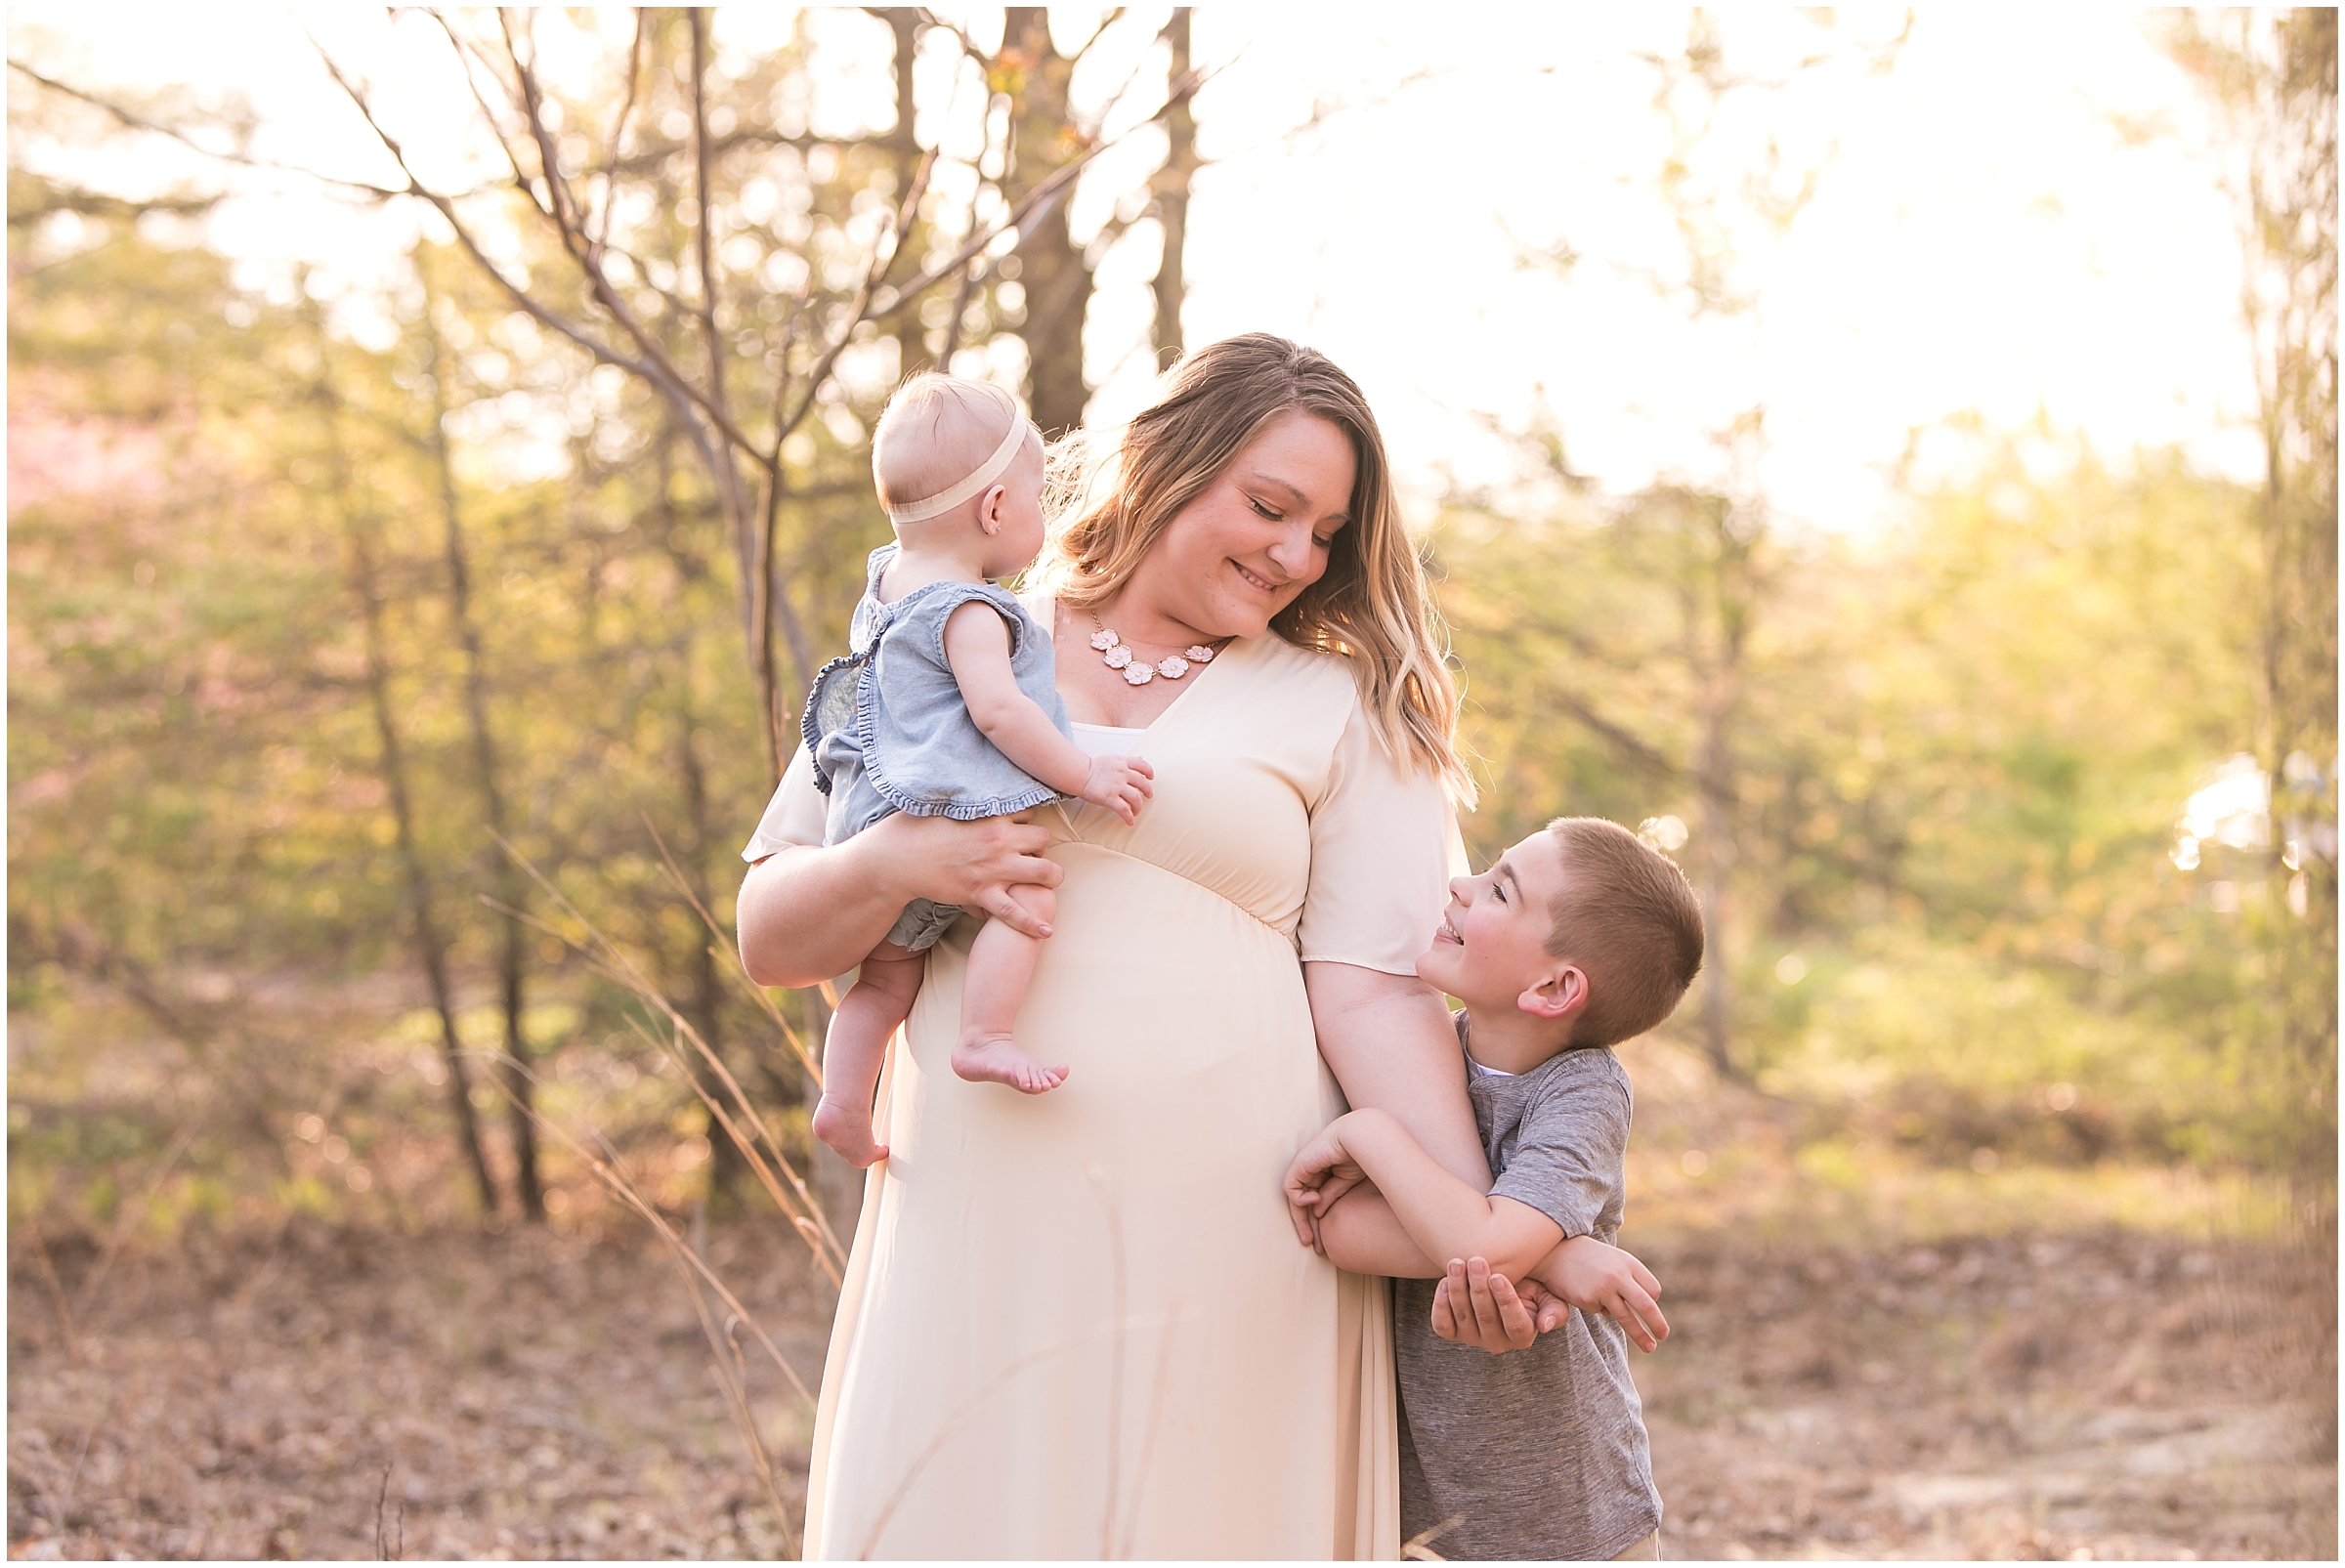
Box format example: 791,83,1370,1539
1087,612,1224,687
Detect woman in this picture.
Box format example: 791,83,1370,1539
738,334,1486,1558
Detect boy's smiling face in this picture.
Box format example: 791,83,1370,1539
1416,829,1575,1016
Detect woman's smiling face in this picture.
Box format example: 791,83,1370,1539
1139,408,1357,640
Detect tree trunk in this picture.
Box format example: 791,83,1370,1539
1000,8,1092,436
2244,10,2339,1176
888,8,931,379
655,439,756,1206
1150,9,1197,364
420,264,544,1221
1694,500,1754,1083
679,680,750,1207
1695,707,1736,1081
316,360,499,1216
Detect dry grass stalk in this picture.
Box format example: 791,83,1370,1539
371,1463,405,1561
71,1101,211,1324
462,833,859,1557
640,814,826,1090
479,1056,821,1420
673,1233,800,1557
487,833,847,1280
21,1216,85,1370
1403,1514,1465,1561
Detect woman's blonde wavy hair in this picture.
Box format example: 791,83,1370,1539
1035,333,1474,804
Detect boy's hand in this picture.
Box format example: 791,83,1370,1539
1282,1118,1371,1251
1535,1234,1670,1352
1428,1257,1541,1352
1512,1278,1571,1336
1077,753,1154,825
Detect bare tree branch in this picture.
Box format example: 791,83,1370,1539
689,8,729,427
777,149,937,443
7,60,413,201
589,9,651,250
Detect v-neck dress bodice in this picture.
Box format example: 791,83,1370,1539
743,614,1454,1560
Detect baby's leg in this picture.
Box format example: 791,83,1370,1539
953,885,1069,1095
811,945,924,1166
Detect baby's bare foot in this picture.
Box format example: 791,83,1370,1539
953,1033,1069,1095
810,1093,889,1167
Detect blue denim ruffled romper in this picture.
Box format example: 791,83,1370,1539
801,544,1071,952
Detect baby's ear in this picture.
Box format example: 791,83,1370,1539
1516,963,1587,1022
977,484,1008,535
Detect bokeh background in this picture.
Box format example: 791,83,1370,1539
7,9,2335,1560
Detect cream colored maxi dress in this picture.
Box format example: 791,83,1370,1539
742,603,1452,1560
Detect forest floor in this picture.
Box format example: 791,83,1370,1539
7,1210,2333,1561
7,1039,2335,1561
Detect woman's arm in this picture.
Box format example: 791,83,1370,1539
738,811,1062,987
1287,1108,1563,1283
1305,963,1490,1188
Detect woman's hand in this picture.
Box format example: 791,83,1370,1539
1428,1257,1542,1352
878,809,1064,928
1076,753,1154,826
738,809,1063,988
1431,1239,1672,1354
1282,1117,1371,1251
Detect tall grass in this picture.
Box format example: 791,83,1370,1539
480,830,858,1556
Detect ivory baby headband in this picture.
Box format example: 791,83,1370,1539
885,383,1034,524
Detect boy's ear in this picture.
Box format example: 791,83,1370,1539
1516,962,1587,1024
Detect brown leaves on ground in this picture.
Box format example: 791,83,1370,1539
6,1212,2336,1560
1638,1226,2338,1560
7,1220,827,1560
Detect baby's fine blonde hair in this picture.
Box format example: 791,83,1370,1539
872,373,1030,514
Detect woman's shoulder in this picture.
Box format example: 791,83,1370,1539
1242,631,1364,712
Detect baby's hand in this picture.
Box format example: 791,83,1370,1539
1078,753,1155,826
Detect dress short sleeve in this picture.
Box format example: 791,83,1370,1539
741,743,829,864
1296,699,1463,975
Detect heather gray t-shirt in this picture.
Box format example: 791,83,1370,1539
1393,1015,1660,1561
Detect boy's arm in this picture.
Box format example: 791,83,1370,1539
1425,1238,1670,1354
1520,1236,1669,1351
1286,1108,1563,1284
941,603,1152,823
1311,1186,1441,1277
1298,1127,1669,1353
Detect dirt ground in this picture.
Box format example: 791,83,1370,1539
1637,1228,2335,1560
7,1213,2335,1560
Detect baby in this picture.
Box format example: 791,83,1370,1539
800,374,1153,1166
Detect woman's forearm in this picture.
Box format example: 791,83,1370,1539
738,838,917,986
737,810,1064,988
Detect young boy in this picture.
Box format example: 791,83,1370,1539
1285,817,1705,1561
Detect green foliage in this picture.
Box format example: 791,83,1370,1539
5,199,870,1233
1438,421,2325,1173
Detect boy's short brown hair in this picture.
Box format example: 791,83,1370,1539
1543,817,1706,1048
